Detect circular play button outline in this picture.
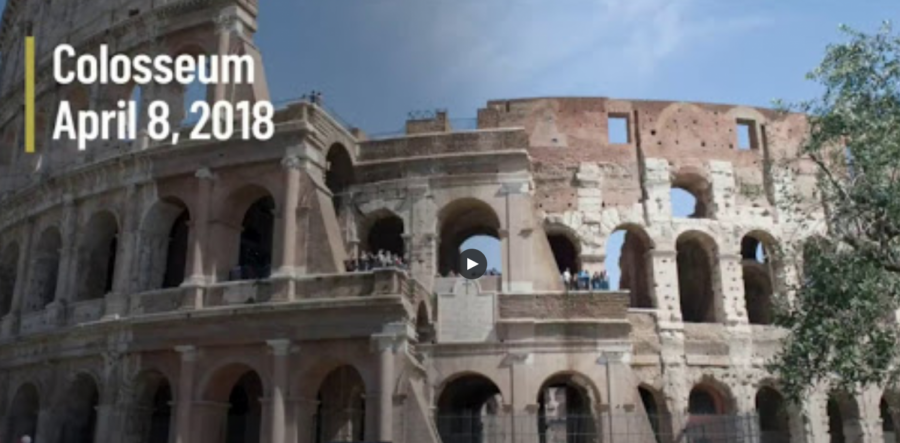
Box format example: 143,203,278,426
459,249,488,280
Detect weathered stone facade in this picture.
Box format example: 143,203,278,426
1,1,897,443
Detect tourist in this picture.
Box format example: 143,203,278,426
562,268,572,290
578,269,590,290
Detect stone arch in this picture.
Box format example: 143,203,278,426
314,365,367,443
436,372,505,443
138,197,191,291
536,372,601,443
217,184,276,281
827,391,862,443
76,210,120,301
201,363,265,443
5,382,39,442
756,386,790,443
57,373,100,443
129,369,173,443
676,231,721,323
606,224,655,308
637,384,672,442
326,143,355,215
545,223,582,274
0,241,19,317
671,169,712,219
362,209,405,258
688,379,735,415
741,230,784,325
28,227,61,312
438,198,502,276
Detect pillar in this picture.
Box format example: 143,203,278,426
370,330,402,442
214,9,242,105
107,184,139,318
182,168,214,308
53,195,77,305
3,219,33,337
291,397,318,443
273,156,301,297
268,339,292,443
174,345,197,443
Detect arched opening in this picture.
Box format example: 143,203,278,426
58,374,99,443
437,374,503,443
638,386,670,443
438,199,502,276
547,230,580,274
326,144,354,215
365,213,405,258
744,267,774,325
131,370,173,443
77,211,119,301
670,172,711,219
0,242,19,317
756,387,790,443
689,386,723,415
226,372,264,443
605,226,654,307
315,365,366,443
182,56,210,127
537,374,598,443
236,196,275,280
415,302,434,344
163,211,190,288
827,392,862,443
741,233,780,325
139,198,191,291
686,384,734,441
677,232,719,323
6,383,39,442
882,397,897,443
28,228,61,312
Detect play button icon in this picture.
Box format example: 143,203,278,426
459,249,487,280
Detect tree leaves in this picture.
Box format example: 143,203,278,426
769,22,900,401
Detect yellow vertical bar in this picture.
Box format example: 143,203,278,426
25,36,35,154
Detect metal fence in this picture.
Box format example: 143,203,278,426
435,413,773,443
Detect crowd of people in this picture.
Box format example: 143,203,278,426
345,250,409,272
561,268,610,290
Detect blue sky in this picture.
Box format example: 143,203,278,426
3,0,897,286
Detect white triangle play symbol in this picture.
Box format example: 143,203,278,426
467,258,479,270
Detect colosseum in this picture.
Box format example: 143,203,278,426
0,1,896,443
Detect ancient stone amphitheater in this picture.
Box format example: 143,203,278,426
0,1,895,443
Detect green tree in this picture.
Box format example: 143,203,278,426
770,22,900,401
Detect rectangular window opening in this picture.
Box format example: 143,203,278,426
608,114,630,144
736,119,758,150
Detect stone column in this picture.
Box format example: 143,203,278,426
3,220,33,337
214,9,242,105
182,168,214,308
504,352,535,443
272,156,301,300
175,345,197,443
370,325,406,442
291,397,319,443
106,183,139,319
648,249,680,323
48,195,77,324
268,339,292,443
